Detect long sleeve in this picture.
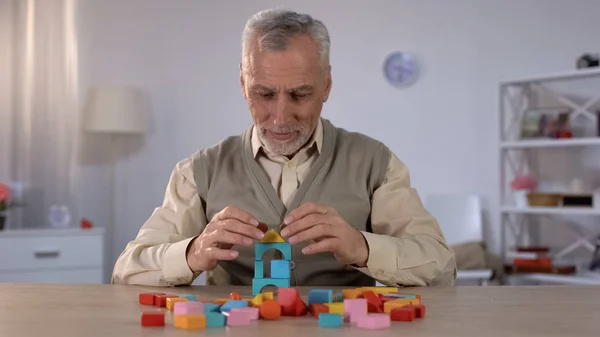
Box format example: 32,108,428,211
112,157,207,286
356,152,457,287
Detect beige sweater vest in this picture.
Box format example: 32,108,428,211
191,118,390,286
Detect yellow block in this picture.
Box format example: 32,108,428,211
251,294,263,306
383,298,420,313
174,314,206,330
261,229,285,243
342,289,363,299
166,297,188,311
262,292,274,301
359,286,398,294
325,303,344,315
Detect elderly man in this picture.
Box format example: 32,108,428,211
112,8,456,288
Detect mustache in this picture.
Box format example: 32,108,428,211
259,124,304,133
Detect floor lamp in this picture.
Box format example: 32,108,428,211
83,86,148,282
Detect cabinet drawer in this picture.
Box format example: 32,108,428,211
0,235,103,271
0,268,103,284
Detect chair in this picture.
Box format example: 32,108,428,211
424,194,494,285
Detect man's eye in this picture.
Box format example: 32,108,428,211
291,93,309,100
260,93,275,100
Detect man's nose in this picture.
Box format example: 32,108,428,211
272,95,291,125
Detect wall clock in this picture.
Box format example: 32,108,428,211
383,51,419,87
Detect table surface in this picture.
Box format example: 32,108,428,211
1,283,599,337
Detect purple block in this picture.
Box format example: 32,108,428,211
357,314,391,330
174,301,204,315
344,298,367,323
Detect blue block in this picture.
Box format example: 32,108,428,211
220,300,248,313
177,294,197,301
318,313,343,328
204,303,220,313
255,242,292,261
334,292,343,302
205,312,226,327
252,277,290,296
271,260,290,279
255,260,264,278
385,293,417,299
308,289,333,305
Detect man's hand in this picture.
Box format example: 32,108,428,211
279,202,369,267
186,206,265,272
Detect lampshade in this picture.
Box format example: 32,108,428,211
84,86,148,134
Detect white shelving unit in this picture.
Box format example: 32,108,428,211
499,68,600,285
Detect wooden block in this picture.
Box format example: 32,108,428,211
261,229,285,243
344,298,367,323
308,289,333,304
383,298,420,313
177,294,197,301
271,260,290,279
292,293,307,316
203,303,220,313
404,304,426,318
259,299,281,320
166,297,188,311
361,291,383,313
252,278,290,296
254,242,291,261
174,314,206,330
325,302,344,315
342,289,362,299
231,307,260,320
229,292,242,300
262,292,274,301
255,261,264,278
356,313,391,329
390,307,416,322
359,286,398,294
310,304,329,318
205,312,226,327
220,300,248,313
318,313,343,328
277,288,298,316
139,292,165,306
251,293,263,307
227,310,251,326
174,301,203,315
334,292,343,302
141,312,164,327
154,294,178,307
214,298,229,306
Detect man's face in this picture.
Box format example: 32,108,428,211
241,34,332,156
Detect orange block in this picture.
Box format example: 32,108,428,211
310,304,329,318
383,298,420,313
342,289,363,299
166,297,188,311
230,292,242,300
359,286,398,294
259,299,281,320
174,314,206,330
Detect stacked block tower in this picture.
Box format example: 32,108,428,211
252,229,292,296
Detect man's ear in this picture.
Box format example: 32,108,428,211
240,62,247,100
323,65,332,102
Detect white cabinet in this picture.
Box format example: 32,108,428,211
0,228,105,284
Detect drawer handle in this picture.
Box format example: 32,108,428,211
34,250,60,259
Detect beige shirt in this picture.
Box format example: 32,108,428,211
112,120,456,287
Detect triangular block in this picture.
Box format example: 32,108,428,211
261,229,285,243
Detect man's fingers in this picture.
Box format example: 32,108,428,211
283,202,328,225
280,214,325,239
219,219,265,240
213,229,254,247
301,238,338,255
215,206,259,226
202,246,238,260
287,223,333,244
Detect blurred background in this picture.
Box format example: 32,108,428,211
1,0,600,287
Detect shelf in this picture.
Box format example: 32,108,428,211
501,206,600,216
500,67,600,85
511,272,600,286
501,138,600,149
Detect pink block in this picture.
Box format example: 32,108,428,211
344,298,367,323
227,310,251,326
231,307,259,320
356,314,391,330
174,301,204,315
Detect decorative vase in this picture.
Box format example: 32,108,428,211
513,190,529,208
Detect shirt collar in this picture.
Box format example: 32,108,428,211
251,118,323,158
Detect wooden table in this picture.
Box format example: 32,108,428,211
0,283,598,336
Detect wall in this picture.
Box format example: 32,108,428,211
76,0,600,281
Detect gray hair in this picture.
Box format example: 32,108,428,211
241,8,331,68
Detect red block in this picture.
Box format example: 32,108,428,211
310,304,329,318
404,304,426,318
277,288,298,316
293,294,307,316
361,291,383,313
390,307,416,322
139,292,165,305
154,294,178,307
141,312,165,326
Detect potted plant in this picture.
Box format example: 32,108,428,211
510,175,538,207
0,184,23,230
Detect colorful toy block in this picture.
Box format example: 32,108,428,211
342,289,362,299
308,289,333,304
261,229,285,242
141,312,164,327
383,293,418,299
310,304,329,318
259,299,281,320
325,302,344,315
203,303,220,313
357,313,391,329
390,307,416,322
362,291,384,313
229,292,242,300
154,294,178,307
220,300,248,313
166,297,188,311
359,286,398,294
227,310,251,326
252,277,290,296
344,298,368,323
174,301,203,315
254,242,292,261
251,293,264,307
231,307,259,320
334,292,343,302
318,313,343,328
177,294,197,301
174,314,206,330
271,260,290,278
205,312,226,327
383,298,420,313
405,304,426,318
254,261,264,278
139,292,165,305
